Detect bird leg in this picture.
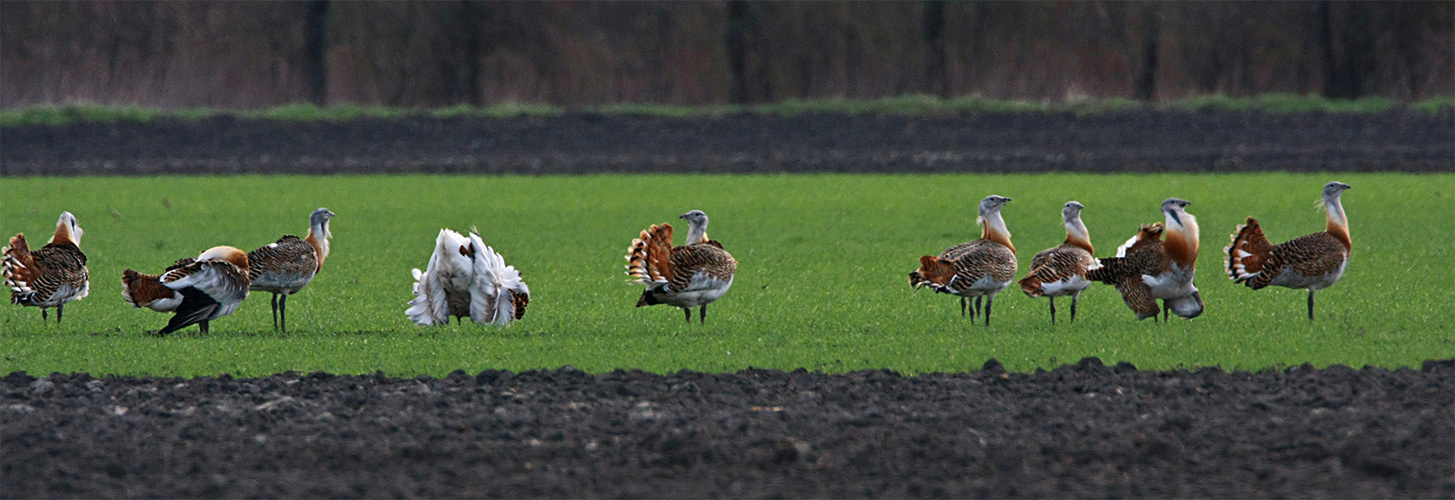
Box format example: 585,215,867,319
1070,291,1080,323
41,309,47,322
1307,290,1315,321
280,294,288,333
683,307,692,323
699,304,707,324
270,294,279,330
56,305,63,324
1163,301,1170,323
984,295,994,326
960,297,967,318
1049,297,1056,325
975,296,984,320
199,320,210,335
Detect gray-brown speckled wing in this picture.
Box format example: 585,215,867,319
20,242,88,305
1025,244,1094,285
947,240,1017,287
247,235,318,292
1253,232,1348,289
666,242,737,293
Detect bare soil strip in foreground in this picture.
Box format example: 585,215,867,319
4,359,1452,498
3,111,1452,176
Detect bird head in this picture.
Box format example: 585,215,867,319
311,207,336,239
978,195,1011,218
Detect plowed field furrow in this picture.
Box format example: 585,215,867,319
5,360,1452,498
3,112,1451,176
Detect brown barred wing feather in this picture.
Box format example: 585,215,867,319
665,243,737,292
1270,232,1348,286
246,235,318,283
1018,245,1092,297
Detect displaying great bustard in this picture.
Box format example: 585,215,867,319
1225,182,1352,320
248,208,334,332
1018,201,1096,324
1088,198,1203,321
122,246,251,335
3,212,89,324
626,210,737,324
910,195,1017,326
406,229,530,326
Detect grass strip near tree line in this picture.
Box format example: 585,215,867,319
1,173,1452,378
2,94,1451,127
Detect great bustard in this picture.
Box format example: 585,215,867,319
122,246,251,335
1018,201,1096,324
1088,198,1203,321
248,208,335,332
2,212,89,324
910,195,1018,326
626,210,737,324
406,229,530,326
1225,181,1352,320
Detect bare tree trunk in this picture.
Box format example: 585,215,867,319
1134,4,1159,101
1319,0,1364,99
461,0,484,106
726,0,751,103
922,0,947,97
304,0,329,105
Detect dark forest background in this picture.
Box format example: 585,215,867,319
2,1,1450,109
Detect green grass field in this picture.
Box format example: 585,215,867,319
2,173,1452,376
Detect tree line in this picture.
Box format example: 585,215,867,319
1,1,1449,108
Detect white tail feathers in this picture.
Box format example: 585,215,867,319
1115,234,1140,258
468,232,530,326
407,229,528,326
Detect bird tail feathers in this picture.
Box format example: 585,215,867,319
910,255,956,291
626,223,674,285
122,268,177,310
1225,217,1273,287
3,233,38,302
1017,275,1045,297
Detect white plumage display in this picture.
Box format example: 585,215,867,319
406,229,529,326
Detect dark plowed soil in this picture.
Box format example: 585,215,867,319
3,111,1451,176
5,359,1453,498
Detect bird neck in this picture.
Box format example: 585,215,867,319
686,224,708,245
1325,196,1351,250
1163,211,1199,268
306,223,331,271
50,222,77,247
1063,218,1092,254
979,211,1015,254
